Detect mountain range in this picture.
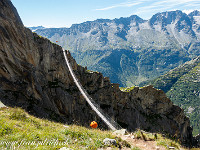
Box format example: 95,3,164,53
28,26,45,32
33,10,200,87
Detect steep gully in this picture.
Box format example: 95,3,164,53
63,48,120,131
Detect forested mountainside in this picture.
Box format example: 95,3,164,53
34,10,200,86
146,56,200,136
0,0,199,147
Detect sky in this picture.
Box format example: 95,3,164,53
11,0,200,28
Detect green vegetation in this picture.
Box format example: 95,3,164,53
0,107,125,150
0,107,197,149
69,47,191,87
120,86,135,92
131,147,142,150
148,57,200,136
85,69,99,74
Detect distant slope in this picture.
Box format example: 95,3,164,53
148,56,200,135
34,10,200,86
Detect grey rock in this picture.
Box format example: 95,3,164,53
103,138,116,146
113,129,128,135
195,134,200,147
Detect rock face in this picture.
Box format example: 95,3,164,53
0,0,197,147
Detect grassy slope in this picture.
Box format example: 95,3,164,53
0,107,116,150
0,106,197,150
167,63,200,136
147,57,200,136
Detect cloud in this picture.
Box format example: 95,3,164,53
94,0,200,20
132,0,200,18
95,1,144,11
183,9,196,14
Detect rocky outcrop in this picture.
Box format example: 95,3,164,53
194,134,200,147
0,0,197,147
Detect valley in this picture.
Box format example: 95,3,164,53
34,10,200,87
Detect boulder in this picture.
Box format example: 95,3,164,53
113,129,128,135
103,138,116,146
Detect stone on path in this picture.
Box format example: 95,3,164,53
103,138,116,146
113,129,128,135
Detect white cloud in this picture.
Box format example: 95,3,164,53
132,0,200,17
183,9,195,14
95,1,143,11
95,5,119,11
94,0,200,20
95,0,200,11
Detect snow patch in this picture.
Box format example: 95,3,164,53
194,16,200,25
183,9,195,14
187,106,195,114
139,22,151,30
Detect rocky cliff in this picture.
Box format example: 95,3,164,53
0,0,197,147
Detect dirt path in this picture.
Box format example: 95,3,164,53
120,134,166,150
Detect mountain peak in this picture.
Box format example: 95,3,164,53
148,10,194,32
114,15,144,25
150,10,186,22
188,10,200,17
28,26,45,31
0,0,23,25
